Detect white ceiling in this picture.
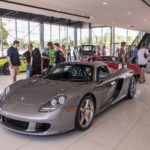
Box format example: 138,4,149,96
0,0,150,32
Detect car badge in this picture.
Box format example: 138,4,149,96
21,97,25,101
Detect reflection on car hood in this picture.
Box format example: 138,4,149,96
6,79,88,105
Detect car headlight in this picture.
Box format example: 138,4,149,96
0,86,10,101
39,95,67,112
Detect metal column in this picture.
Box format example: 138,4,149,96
89,23,92,45
28,21,30,43
126,29,128,44
40,23,44,51
112,27,115,55
50,24,52,41
74,27,77,47
80,28,82,45
67,26,69,46
110,27,113,56
0,17,3,56
15,19,17,40
101,28,103,44
59,25,60,43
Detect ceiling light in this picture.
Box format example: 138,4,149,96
90,16,94,19
127,11,132,15
143,18,147,21
112,21,115,24
102,2,109,5
130,25,134,28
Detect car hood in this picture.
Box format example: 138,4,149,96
5,78,88,106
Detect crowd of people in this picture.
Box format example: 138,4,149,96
7,40,149,83
115,42,149,83
7,40,80,83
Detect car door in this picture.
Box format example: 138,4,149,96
94,65,117,108
19,55,26,72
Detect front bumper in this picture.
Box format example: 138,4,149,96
0,106,77,135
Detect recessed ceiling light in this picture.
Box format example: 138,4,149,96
102,2,109,5
90,16,94,19
143,18,147,21
127,11,132,15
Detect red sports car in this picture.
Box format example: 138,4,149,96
78,45,141,79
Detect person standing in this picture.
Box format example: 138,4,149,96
96,45,100,55
61,45,66,62
23,43,33,79
66,46,71,62
115,48,120,61
73,46,79,61
31,48,41,77
7,40,20,83
137,43,149,83
132,45,138,64
118,42,126,68
101,45,106,56
54,43,63,65
125,45,133,63
42,42,55,70
48,43,55,69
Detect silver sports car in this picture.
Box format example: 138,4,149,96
0,62,137,135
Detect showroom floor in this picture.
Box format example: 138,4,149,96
0,73,150,150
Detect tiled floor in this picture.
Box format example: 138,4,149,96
0,73,150,150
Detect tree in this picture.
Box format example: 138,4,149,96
0,23,9,47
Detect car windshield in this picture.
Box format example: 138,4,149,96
45,64,93,82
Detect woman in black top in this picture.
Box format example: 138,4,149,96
31,48,42,77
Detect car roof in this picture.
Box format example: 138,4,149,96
61,61,107,68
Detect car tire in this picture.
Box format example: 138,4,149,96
1,63,10,75
75,96,95,131
127,76,137,99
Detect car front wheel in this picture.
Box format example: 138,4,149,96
75,96,95,131
2,63,10,75
127,76,137,99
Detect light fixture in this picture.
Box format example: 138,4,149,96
143,18,147,21
112,21,115,24
90,16,94,19
130,25,135,28
102,2,109,5
127,11,132,15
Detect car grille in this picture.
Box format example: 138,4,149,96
2,116,29,131
1,115,51,132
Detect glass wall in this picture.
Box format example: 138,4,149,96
17,20,29,51
0,16,140,57
92,27,111,55
68,27,74,46
82,28,89,45
92,28,102,46
115,27,127,43
51,25,59,43
29,21,40,48
60,26,67,46
114,27,139,50
127,30,139,45
77,28,81,46
2,18,16,46
44,24,51,46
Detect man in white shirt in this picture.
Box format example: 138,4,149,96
137,43,149,83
